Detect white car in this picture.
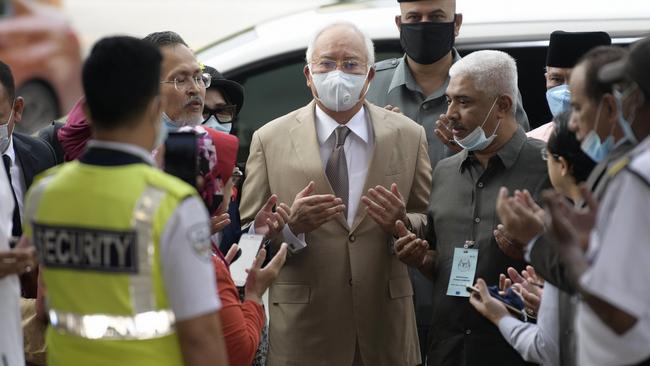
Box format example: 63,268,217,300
198,0,650,161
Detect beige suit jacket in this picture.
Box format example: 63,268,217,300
239,101,432,366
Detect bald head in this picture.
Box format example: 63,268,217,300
305,22,375,67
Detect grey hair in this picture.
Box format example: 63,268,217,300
305,22,375,69
449,50,518,115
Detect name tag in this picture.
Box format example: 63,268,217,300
446,247,478,297
33,223,138,273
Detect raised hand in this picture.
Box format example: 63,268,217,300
244,243,289,304
0,247,36,278
287,181,346,235
254,194,291,240
496,187,545,246
469,278,510,325
383,104,402,114
434,114,463,153
361,183,407,236
393,220,429,269
210,213,231,235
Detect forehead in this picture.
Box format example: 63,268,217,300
400,0,455,14
205,88,227,105
547,66,572,77
446,74,482,98
160,44,200,77
312,26,366,60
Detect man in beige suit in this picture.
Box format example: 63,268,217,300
239,22,432,365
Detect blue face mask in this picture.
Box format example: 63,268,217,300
454,98,501,152
154,116,169,149
203,116,232,134
546,84,571,119
614,88,638,145
580,100,614,163
161,112,179,132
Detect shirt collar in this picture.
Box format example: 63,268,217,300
3,137,15,165
85,140,155,166
315,104,370,146
459,127,527,172
388,48,462,99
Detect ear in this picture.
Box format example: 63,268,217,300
558,156,570,177
367,66,376,83
495,95,513,119
454,13,463,37
601,93,618,126
303,64,312,88
149,95,163,124
395,15,402,31
12,96,24,125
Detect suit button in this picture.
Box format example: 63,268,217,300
349,234,356,242
477,182,484,188
349,279,353,286
474,217,481,223
465,329,471,335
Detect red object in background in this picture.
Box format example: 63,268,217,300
0,0,83,135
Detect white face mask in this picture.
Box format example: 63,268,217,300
203,116,232,134
310,69,369,112
454,98,500,152
0,102,15,153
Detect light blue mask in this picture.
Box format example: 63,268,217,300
161,112,179,132
613,88,638,145
454,98,501,152
580,100,613,163
546,84,571,119
154,115,169,149
203,116,232,134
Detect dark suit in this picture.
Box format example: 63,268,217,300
11,132,56,298
13,132,57,191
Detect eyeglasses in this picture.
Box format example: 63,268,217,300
161,73,212,91
310,58,367,75
202,104,238,123
540,147,560,161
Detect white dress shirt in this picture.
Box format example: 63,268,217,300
0,156,24,365
281,105,374,251
3,138,26,218
577,138,650,366
497,284,560,366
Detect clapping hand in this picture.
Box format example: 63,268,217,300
287,182,346,235
361,183,407,236
254,194,291,240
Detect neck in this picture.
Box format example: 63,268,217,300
473,118,518,168
407,52,453,96
94,121,152,152
317,100,363,125
566,183,583,206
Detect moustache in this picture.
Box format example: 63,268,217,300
185,96,203,108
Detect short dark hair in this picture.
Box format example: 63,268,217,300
547,111,596,183
577,45,628,104
0,60,15,105
82,36,162,129
142,31,188,48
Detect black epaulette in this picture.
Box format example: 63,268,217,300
374,58,400,72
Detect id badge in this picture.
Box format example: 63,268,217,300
446,246,479,297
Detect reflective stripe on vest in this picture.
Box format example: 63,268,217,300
48,309,175,340
39,185,173,340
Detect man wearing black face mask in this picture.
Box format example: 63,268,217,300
367,0,530,168
366,1,530,359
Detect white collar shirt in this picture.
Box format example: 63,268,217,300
3,138,26,217
315,104,374,227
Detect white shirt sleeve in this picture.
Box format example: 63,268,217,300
524,234,541,263
160,197,221,321
496,284,560,365
581,170,650,318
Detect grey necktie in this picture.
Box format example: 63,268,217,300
326,126,351,218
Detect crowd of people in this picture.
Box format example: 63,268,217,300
0,0,649,365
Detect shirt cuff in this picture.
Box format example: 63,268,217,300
524,234,541,263
497,315,523,339
282,225,307,253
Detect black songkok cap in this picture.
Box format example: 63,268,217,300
546,31,611,68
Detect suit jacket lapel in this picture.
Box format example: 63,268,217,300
350,103,398,233
289,101,349,230
13,135,36,189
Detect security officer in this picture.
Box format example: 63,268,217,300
365,0,529,361
22,37,227,366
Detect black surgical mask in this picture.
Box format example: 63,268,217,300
400,19,456,65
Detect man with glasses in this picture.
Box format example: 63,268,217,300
239,21,432,365
143,31,211,130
